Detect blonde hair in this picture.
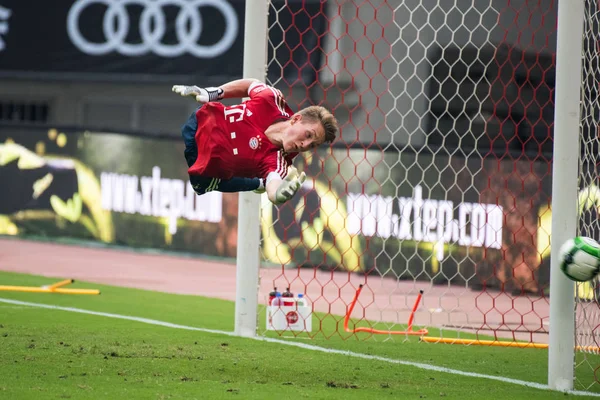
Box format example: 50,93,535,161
298,106,338,144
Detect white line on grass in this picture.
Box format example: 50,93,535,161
1,297,598,397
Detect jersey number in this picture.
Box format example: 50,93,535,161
224,104,246,123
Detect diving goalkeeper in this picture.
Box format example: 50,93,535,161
172,79,338,205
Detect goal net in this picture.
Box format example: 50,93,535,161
258,0,597,390
576,0,600,390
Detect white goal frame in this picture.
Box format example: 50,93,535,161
234,0,268,338
548,0,584,391
236,0,585,391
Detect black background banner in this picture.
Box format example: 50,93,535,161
2,124,573,295
0,0,327,82
0,125,241,257
0,0,244,79
264,146,557,294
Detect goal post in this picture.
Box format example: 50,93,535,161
234,0,269,338
548,0,584,391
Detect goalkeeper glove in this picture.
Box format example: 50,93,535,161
172,85,224,103
255,166,300,195
285,165,299,181
274,171,306,204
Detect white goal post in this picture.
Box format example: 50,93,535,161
548,0,584,391
234,0,269,338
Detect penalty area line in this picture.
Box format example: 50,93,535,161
0,297,597,397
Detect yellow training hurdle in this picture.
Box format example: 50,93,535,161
0,279,100,295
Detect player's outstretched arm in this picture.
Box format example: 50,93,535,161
217,78,261,99
172,78,261,103
265,170,306,205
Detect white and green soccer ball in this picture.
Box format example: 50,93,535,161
559,236,600,282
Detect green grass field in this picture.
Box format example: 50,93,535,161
0,271,598,399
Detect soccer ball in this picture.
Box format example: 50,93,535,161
559,236,600,282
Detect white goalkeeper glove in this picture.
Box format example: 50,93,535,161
285,165,300,181
172,85,224,103
255,166,301,195
274,170,306,204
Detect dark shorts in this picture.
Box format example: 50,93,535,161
181,107,200,168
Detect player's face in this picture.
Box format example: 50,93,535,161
284,115,325,153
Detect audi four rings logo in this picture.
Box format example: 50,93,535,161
67,0,238,58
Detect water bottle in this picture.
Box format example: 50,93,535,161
268,293,285,331
296,293,306,308
268,287,279,305
282,287,294,306
271,292,284,307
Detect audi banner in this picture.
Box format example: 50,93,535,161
0,0,327,82
0,0,243,79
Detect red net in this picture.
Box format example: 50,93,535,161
259,0,599,390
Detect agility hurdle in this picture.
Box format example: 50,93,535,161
0,279,100,295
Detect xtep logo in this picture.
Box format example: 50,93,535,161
346,185,503,259
100,166,222,234
0,6,11,51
